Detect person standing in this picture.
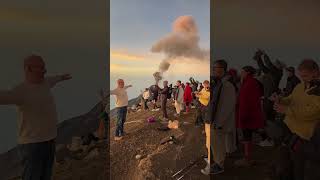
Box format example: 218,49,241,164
142,88,150,110
0,55,72,180
193,80,211,171
272,59,320,180
235,66,264,167
110,79,132,141
167,84,173,100
202,59,236,175
254,50,283,121
160,81,169,121
226,68,240,155
150,84,160,110
183,82,193,113
195,80,210,127
174,80,184,117
283,66,301,97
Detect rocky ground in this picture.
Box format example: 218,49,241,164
109,100,276,180
110,100,208,180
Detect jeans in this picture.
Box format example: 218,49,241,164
18,139,56,180
116,106,127,137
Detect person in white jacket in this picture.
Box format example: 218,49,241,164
174,80,184,117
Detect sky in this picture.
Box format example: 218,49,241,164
110,0,210,107
213,0,320,73
0,0,107,153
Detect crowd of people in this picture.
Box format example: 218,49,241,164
110,50,320,179
201,50,320,180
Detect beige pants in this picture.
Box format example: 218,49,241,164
212,128,226,167
205,123,211,164
174,101,183,114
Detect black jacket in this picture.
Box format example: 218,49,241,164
284,75,301,96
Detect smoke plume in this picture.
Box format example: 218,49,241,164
151,15,209,83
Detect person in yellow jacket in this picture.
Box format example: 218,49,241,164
272,59,320,180
194,80,211,171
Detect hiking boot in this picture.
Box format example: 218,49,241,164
114,136,123,141
234,158,255,167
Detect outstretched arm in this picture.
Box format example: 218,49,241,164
263,53,279,72
256,55,270,74
124,85,132,89
47,74,72,88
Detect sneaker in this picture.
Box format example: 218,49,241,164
200,163,211,175
201,164,224,175
114,136,123,141
211,164,224,175
258,139,274,147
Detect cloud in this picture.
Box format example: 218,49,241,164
110,63,155,75
110,50,146,61
110,59,209,77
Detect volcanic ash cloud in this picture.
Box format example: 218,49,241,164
151,15,209,83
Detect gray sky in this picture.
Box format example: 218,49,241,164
0,0,108,153
213,0,320,69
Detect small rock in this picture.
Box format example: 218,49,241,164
67,137,82,152
135,154,142,159
84,149,100,161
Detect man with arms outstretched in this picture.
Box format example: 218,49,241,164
0,55,72,180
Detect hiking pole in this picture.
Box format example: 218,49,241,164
172,155,205,178
175,159,201,180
